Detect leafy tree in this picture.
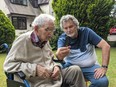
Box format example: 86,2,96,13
50,27,63,50
52,0,115,40
110,1,116,27
0,10,15,47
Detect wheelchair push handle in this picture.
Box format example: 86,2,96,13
0,43,9,53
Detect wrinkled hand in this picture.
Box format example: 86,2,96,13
94,67,107,79
56,46,71,60
51,66,61,80
36,65,51,79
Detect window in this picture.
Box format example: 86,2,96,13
10,0,27,6
38,0,49,5
12,16,27,30
29,0,38,8
33,0,39,8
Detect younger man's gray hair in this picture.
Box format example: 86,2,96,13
60,14,79,30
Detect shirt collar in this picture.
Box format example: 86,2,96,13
31,32,47,48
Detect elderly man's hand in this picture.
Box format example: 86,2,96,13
36,65,51,79
51,66,61,80
55,46,71,60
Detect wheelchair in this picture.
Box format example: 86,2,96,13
0,43,30,87
5,71,30,87
3,43,88,87
0,43,9,53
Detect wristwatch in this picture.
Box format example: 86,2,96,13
102,65,108,68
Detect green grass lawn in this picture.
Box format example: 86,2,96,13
96,47,116,87
0,47,116,87
0,53,7,87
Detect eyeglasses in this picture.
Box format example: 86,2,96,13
45,28,56,33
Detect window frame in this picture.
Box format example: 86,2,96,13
10,0,28,6
12,16,27,30
29,0,39,8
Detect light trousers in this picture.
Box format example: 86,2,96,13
61,65,86,87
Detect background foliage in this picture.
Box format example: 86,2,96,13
50,0,115,50
0,10,15,47
50,27,63,50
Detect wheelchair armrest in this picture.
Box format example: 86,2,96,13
5,71,26,80
5,71,30,87
15,71,26,80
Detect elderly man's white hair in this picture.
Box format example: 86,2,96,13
32,14,55,28
60,14,79,30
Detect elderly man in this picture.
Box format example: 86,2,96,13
4,14,86,87
56,14,110,87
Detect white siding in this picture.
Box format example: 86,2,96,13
0,0,10,15
40,5,50,14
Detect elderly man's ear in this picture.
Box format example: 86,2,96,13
34,26,39,33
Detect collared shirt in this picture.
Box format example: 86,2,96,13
31,32,47,48
58,27,102,67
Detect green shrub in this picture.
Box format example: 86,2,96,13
0,10,15,47
52,0,115,40
50,27,63,50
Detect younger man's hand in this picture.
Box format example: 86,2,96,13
55,46,71,60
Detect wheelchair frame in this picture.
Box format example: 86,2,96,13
5,71,30,87
1,43,30,87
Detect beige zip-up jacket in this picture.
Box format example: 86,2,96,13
4,31,62,87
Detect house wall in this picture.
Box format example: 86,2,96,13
0,1,32,36
40,5,50,14
0,0,42,36
0,0,53,36
39,0,53,15
0,0,10,15
49,0,54,15
14,15,35,36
